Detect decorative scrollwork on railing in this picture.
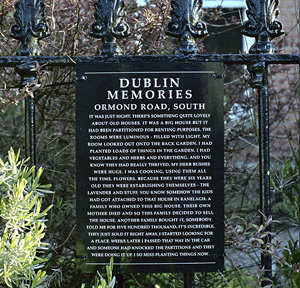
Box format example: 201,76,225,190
247,62,265,88
10,0,50,56
90,0,130,56
242,0,284,54
166,0,208,55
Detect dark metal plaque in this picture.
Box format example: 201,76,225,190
76,62,224,274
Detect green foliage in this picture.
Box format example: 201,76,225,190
270,157,300,287
122,272,183,288
81,258,116,288
0,148,53,288
280,240,300,287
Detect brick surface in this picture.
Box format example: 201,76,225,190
278,0,299,54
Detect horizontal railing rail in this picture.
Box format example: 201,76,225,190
0,54,299,67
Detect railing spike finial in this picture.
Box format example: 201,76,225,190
10,0,51,56
242,0,284,54
90,0,130,56
166,0,208,55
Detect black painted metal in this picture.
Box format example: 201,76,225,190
166,0,207,55
24,95,35,167
89,2,129,285
0,54,299,67
2,0,299,287
117,274,124,288
16,59,38,166
167,2,208,284
10,0,50,167
183,273,194,288
259,63,272,286
242,0,284,54
242,0,285,284
247,61,272,285
89,0,130,56
10,0,50,56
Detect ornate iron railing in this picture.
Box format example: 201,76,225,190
0,0,299,287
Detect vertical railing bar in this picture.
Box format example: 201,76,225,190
10,0,50,168
166,1,208,286
89,1,130,286
184,272,195,288
243,0,284,285
117,274,124,288
247,61,273,286
248,61,273,286
25,94,36,167
259,64,272,286
184,273,188,288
